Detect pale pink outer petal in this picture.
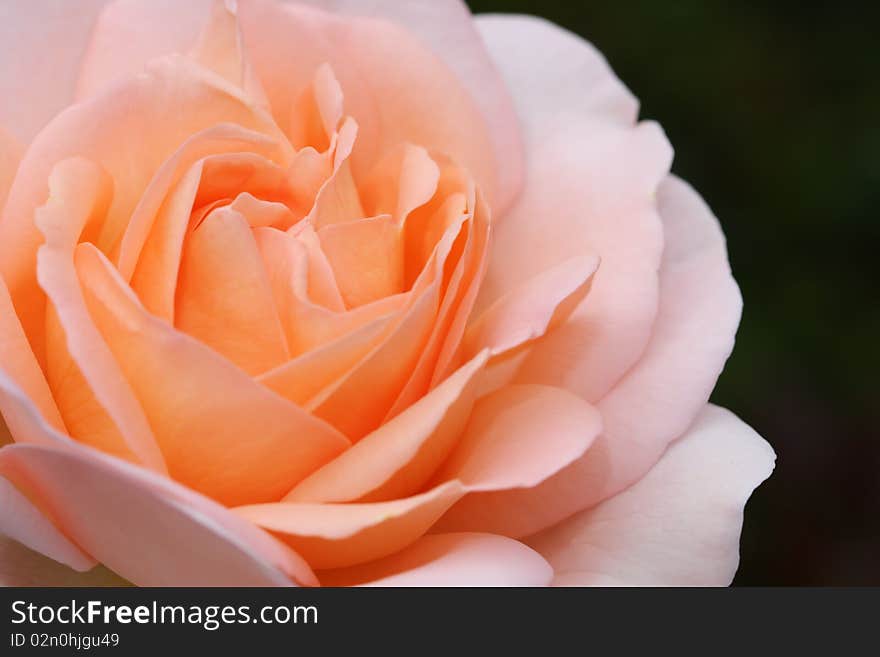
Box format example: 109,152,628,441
527,405,775,586
440,173,744,538
432,384,602,492
76,0,213,99
0,0,109,142
0,442,318,587
0,537,130,587
475,15,671,403
0,473,95,572
296,0,525,213
319,533,553,587
0,378,317,586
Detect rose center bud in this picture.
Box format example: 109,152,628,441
152,65,489,441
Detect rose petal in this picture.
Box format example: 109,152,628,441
432,385,602,492
0,277,65,437
0,54,283,360
318,214,404,308
3,362,311,587
319,533,552,587
37,158,166,471
526,405,775,586
176,206,289,374
462,254,599,359
75,244,349,506
76,0,213,98
0,537,129,587
286,351,488,503
0,471,95,571
451,175,744,538
0,441,317,586
253,225,404,357
359,143,440,223
258,313,399,407
0,0,109,141
475,15,671,402
234,481,464,570
302,216,470,438
297,0,524,212
125,124,285,321
429,385,602,535
237,0,501,207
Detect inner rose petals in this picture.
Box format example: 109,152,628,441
37,159,167,472
175,206,290,375
317,214,403,307
0,278,65,436
285,351,490,504
306,206,475,438
74,244,349,506
1,55,285,365
236,0,500,207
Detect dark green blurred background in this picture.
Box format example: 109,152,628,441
468,0,879,585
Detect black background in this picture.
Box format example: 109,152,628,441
467,0,880,585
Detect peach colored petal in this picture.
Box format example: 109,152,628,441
253,226,403,357
319,533,552,587
230,193,293,228
76,0,213,99
461,254,599,360
0,277,65,436
74,0,523,211
387,190,488,416
311,288,438,439
176,206,289,374
258,314,398,407
75,244,350,506
36,158,166,472
0,54,285,362
360,143,440,223
297,212,466,437
286,351,489,503
190,0,266,102
0,441,317,586
429,189,493,386
234,481,464,570
318,214,403,307
0,0,109,141
527,405,775,586
441,175,744,538
237,0,500,207
291,222,346,311
476,15,671,403
0,537,129,587
305,139,364,229
0,471,95,572
0,367,71,451
431,384,602,493
124,124,285,315
288,63,344,152
294,0,524,214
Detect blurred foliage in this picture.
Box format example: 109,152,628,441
468,0,880,585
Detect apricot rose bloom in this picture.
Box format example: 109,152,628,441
0,0,774,586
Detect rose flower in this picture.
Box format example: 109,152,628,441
0,0,774,586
